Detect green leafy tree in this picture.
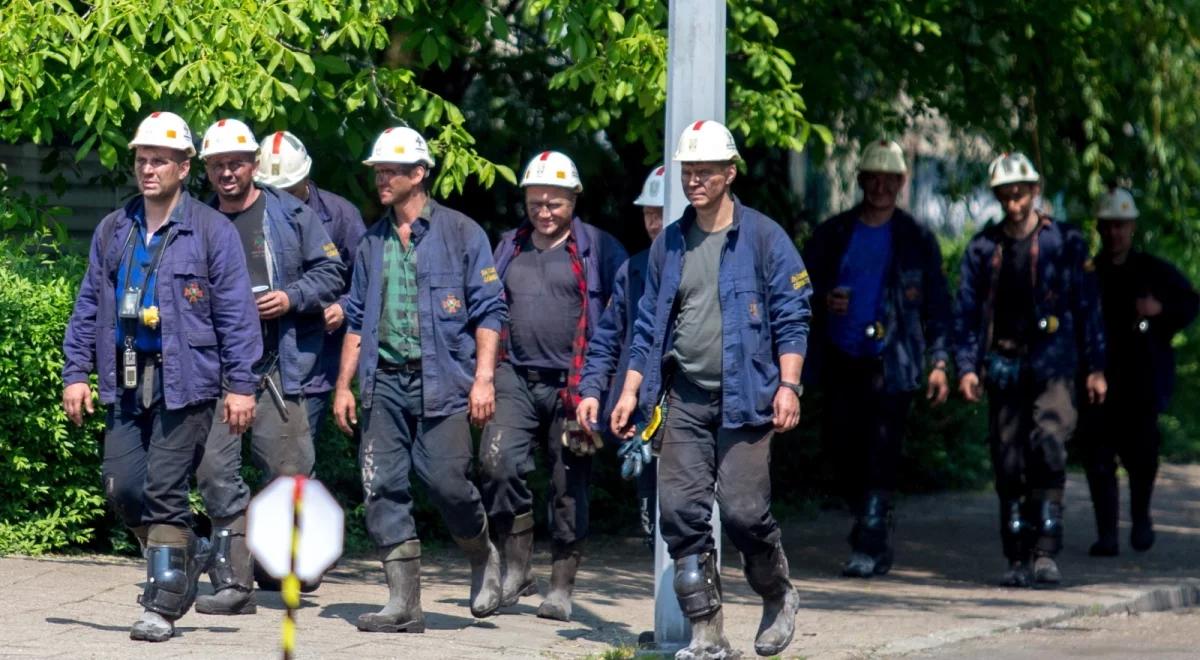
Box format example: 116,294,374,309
0,0,515,197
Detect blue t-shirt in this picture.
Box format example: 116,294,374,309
829,219,893,357
115,203,172,353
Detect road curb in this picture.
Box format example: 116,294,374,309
882,580,1200,657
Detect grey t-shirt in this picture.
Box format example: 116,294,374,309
504,236,582,370
671,222,730,391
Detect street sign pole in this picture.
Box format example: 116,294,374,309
653,0,727,652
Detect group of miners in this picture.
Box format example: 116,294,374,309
60,110,1196,659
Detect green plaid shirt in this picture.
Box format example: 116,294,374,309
378,212,423,364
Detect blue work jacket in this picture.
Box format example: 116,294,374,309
803,207,952,393
580,249,649,420
492,216,628,353
212,184,346,396
954,215,1106,380
302,181,366,395
627,198,813,429
63,192,262,410
345,200,507,417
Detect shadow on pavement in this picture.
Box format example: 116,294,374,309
45,616,239,636
318,602,482,631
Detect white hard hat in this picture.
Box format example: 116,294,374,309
255,131,313,189
634,165,666,207
858,139,907,175
672,120,740,162
363,127,435,167
129,111,195,157
200,119,259,159
1096,187,1139,221
521,150,583,193
988,152,1040,188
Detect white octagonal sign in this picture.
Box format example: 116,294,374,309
247,476,344,581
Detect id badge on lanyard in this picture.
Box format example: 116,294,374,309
118,223,171,389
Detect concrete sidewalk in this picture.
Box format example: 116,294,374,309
2,465,1198,659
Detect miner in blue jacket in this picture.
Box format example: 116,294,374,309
192,118,345,615
333,127,508,631
61,111,261,642
803,139,952,579
255,130,367,437
481,150,627,623
610,120,810,659
955,152,1107,588
1078,187,1198,556
577,164,665,547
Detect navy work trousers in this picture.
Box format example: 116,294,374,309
359,367,487,548
480,362,591,542
657,374,780,559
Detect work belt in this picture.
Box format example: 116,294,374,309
514,365,567,387
378,359,422,374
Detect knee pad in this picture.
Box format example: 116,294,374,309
1032,492,1064,556
139,544,202,619
208,517,251,591
673,552,721,619
999,500,1028,560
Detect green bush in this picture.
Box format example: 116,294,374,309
0,231,107,554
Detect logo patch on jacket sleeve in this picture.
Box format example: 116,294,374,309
442,293,463,314
481,266,499,283
322,242,339,258
748,300,760,320
183,281,205,304
790,270,811,290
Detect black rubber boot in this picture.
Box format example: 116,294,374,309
195,515,257,615
676,609,739,660
1129,465,1157,551
454,522,501,618
537,541,581,622
843,491,894,578
498,512,537,607
357,540,425,633
743,541,800,657
254,561,321,593
1001,560,1032,588
1086,466,1120,557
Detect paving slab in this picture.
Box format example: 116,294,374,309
2,465,1197,659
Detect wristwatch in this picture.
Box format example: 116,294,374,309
779,380,804,399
